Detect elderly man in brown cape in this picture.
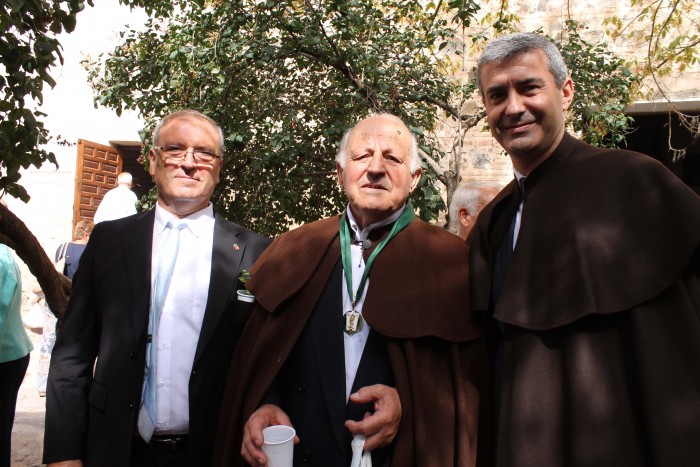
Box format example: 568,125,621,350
214,114,489,466
470,32,700,466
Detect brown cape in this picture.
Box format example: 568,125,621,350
214,215,490,466
470,133,700,466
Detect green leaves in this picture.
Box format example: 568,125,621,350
82,2,643,236
0,0,85,200
86,0,480,235
3,0,648,227
558,20,640,148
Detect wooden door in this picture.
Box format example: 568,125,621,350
73,139,122,226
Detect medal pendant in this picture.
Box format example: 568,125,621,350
344,310,364,335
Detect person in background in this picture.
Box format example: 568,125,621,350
214,114,488,467
36,219,93,396
448,182,501,241
43,110,270,467
0,199,34,467
93,171,138,224
55,220,94,280
470,32,700,466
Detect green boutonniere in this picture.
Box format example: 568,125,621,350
237,269,254,303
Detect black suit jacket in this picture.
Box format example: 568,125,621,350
43,209,270,466
268,261,393,467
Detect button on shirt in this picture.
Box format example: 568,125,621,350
150,203,214,434
343,206,404,401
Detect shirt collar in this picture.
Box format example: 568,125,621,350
513,168,526,183
154,202,214,238
345,204,406,241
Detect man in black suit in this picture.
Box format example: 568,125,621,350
43,110,270,467
215,114,486,467
470,32,700,466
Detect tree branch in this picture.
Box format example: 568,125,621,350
283,45,382,109
0,203,71,319
655,36,700,69
419,149,448,185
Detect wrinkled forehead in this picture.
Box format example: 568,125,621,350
159,116,218,141
348,117,411,152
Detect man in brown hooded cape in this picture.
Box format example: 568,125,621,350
214,114,490,467
470,32,700,466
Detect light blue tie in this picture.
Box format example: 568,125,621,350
138,218,187,442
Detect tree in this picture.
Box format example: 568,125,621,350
90,0,638,237
1,0,640,319
558,20,640,148
467,1,639,148
0,0,87,201
88,0,480,236
428,6,639,204
0,0,91,318
604,0,700,158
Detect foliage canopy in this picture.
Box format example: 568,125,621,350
0,0,89,201
604,0,700,157
90,1,639,235
90,0,485,235
0,0,646,317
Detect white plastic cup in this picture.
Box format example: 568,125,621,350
262,425,295,467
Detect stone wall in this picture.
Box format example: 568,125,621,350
437,0,700,196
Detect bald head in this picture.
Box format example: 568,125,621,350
335,113,423,229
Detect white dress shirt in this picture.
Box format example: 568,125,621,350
150,203,214,434
513,170,526,247
342,206,405,401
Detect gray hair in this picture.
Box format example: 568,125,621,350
151,109,225,157
477,32,569,93
117,172,132,186
448,182,502,234
335,113,421,174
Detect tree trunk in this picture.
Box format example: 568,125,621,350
0,202,71,320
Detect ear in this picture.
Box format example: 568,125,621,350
148,149,157,177
458,207,470,228
561,77,574,111
336,162,344,189
409,168,422,193
213,156,223,182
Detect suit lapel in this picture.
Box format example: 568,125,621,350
346,329,393,422
194,213,243,363
124,211,155,337
309,260,349,454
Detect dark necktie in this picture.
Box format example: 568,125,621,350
490,177,526,462
491,178,526,306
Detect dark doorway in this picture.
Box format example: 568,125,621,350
625,112,700,194
73,140,155,229
111,141,154,201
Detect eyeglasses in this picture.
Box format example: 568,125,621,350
156,146,222,164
